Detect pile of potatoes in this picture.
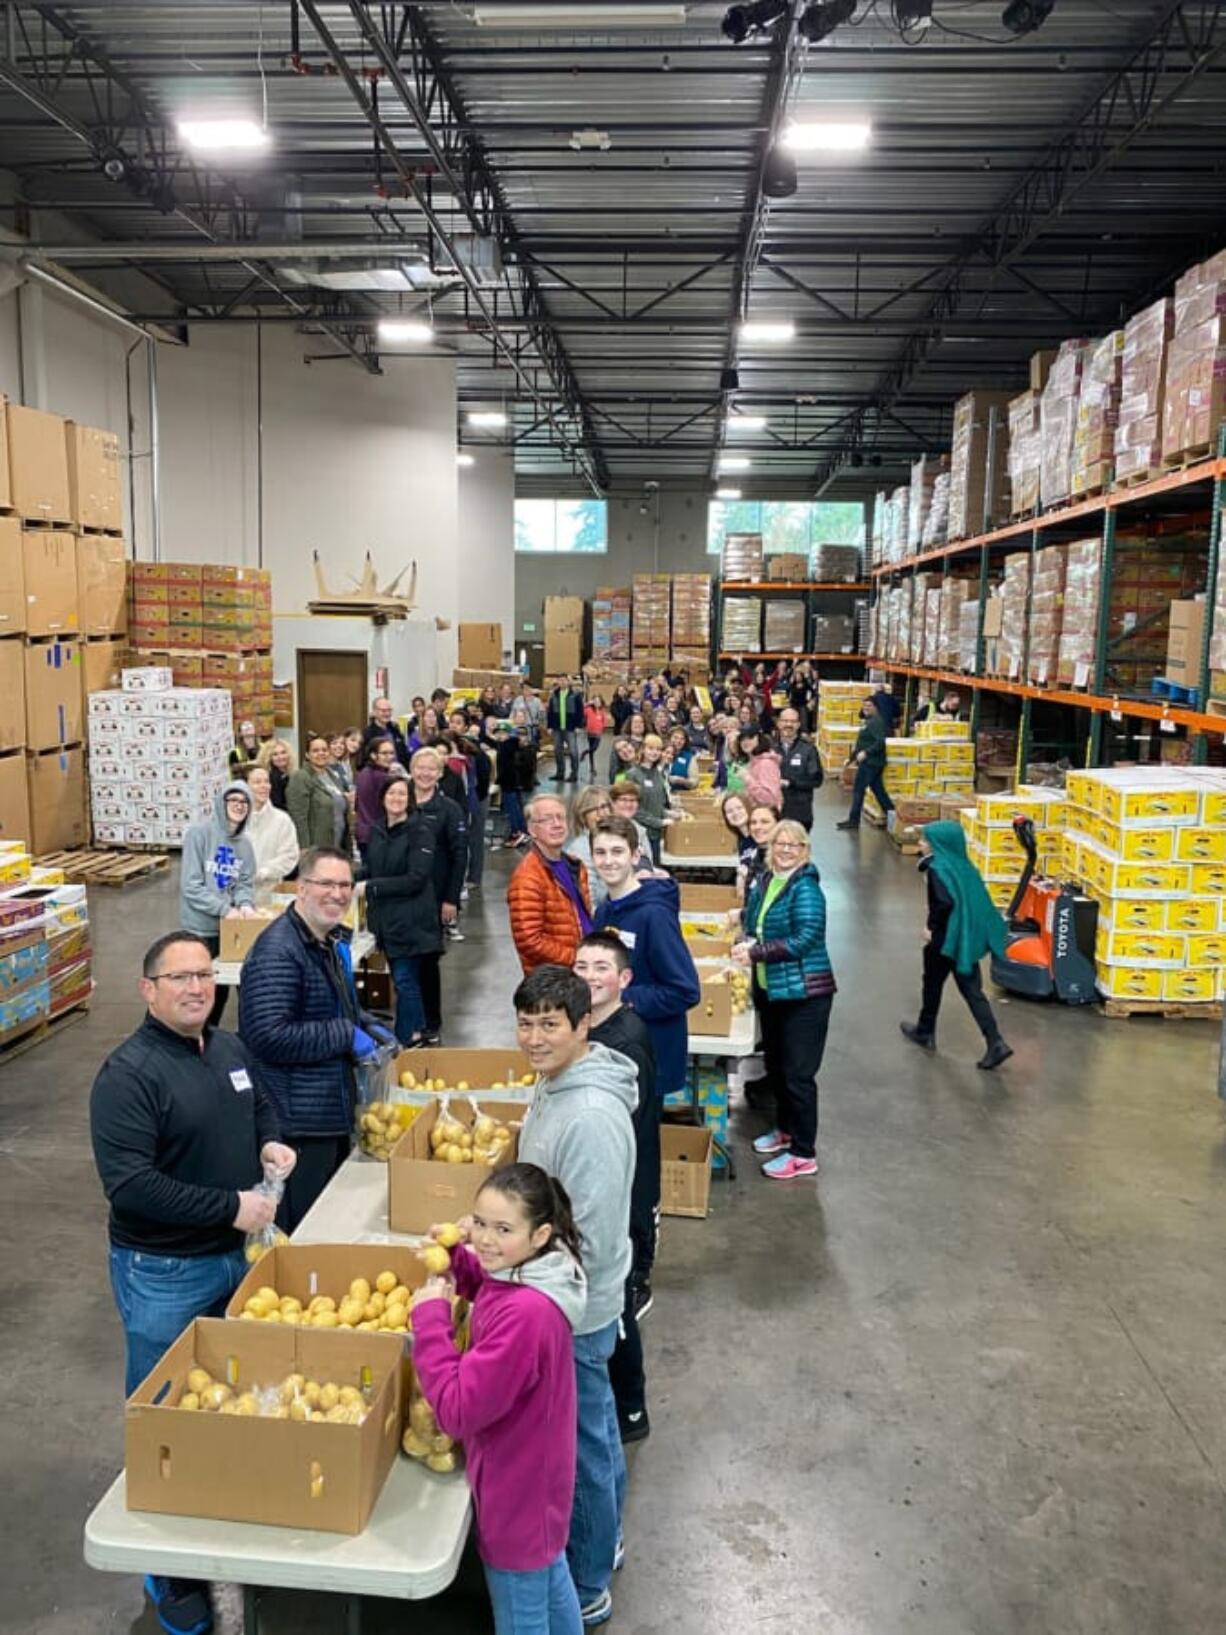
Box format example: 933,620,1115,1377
430,1113,513,1167
725,967,752,1015
357,1101,420,1160
240,1272,413,1334
176,1367,370,1425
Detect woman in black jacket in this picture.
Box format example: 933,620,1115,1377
406,747,467,1042
362,776,440,1048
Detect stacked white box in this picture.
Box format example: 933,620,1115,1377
87,681,232,847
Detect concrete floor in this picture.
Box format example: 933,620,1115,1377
5,782,1226,1635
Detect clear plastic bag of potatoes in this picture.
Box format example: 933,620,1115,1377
401,1364,462,1474
243,1158,292,1265
354,1042,416,1161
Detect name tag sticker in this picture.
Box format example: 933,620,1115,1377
790,756,802,766
229,1068,253,1092
617,929,638,949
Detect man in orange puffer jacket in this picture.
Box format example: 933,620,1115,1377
508,794,593,973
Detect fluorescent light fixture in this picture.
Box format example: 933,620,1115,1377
177,118,270,153
468,410,508,428
715,487,743,499
740,319,795,343
457,452,475,467
781,119,872,153
717,455,751,472
377,318,433,343
729,414,767,431
475,4,688,24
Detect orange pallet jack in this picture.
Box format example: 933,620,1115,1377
989,816,1099,1004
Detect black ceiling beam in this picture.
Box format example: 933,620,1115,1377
0,1,379,373
815,0,1226,492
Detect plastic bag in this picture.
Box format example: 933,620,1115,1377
354,1041,418,1161
402,1339,463,1472
243,1157,292,1265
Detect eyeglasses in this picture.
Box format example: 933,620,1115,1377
302,877,354,895
151,970,216,988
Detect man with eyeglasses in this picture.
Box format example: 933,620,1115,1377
507,793,593,974
239,845,395,1230
91,930,295,1635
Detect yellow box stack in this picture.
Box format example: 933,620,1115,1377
1061,767,1226,1007
963,787,1069,908
815,680,874,775
865,718,977,825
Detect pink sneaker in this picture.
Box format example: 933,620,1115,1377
751,1129,789,1155
761,1152,819,1180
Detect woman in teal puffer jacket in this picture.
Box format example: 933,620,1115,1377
732,819,836,1182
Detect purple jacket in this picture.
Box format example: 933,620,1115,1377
354,765,391,847
412,1242,587,1571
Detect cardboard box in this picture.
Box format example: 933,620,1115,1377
544,596,584,635
387,1096,523,1234
124,1318,403,1534
458,622,502,669
544,630,582,676
0,640,25,751
66,422,123,532
80,637,126,704
767,553,809,582
660,1123,713,1218
678,882,739,914
22,529,78,637
0,753,29,845
8,405,70,523
76,534,127,637
218,908,283,963
25,639,81,749
0,397,11,508
26,746,86,851
665,818,736,858
688,974,733,1035
392,1046,533,1091
1165,598,1206,684
224,1242,428,1325
0,517,24,637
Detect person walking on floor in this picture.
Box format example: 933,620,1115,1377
838,697,893,831
508,794,594,974
361,776,440,1051
411,1166,588,1635
900,821,1013,1071
90,929,295,1635
776,707,823,830
514,966,638,1629
238,845,395,1230
583,695,610,781
548,676,585,784
732,820,836,1181
574,932,658,1447
178,781,259,1028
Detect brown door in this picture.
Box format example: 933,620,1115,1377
295,649,368,755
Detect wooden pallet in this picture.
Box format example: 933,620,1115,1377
35,847,170,885
19,514,74,530
1161,443,1211,471
76,524,124,537
0,1002,89,1065
1117,466,1162,489
1099,997,1223,1021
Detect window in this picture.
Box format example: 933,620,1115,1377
514,498,608,553
706,499,865,556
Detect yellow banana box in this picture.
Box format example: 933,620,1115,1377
1162,968,1219,1003
1094,928,1185,968
1096,965,1164,1000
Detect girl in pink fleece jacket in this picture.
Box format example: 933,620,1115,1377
412,1165,589,1635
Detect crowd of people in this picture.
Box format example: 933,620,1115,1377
90,660,1010,1635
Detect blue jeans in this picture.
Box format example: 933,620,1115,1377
848,762,893,824
389,954,426,1043
484,1553,581,1635
503,789,526,837
109,1245,248,1397
568,1320,626,1604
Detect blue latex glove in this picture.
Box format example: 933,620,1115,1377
352,1026,378,1061
369,1022,398,1048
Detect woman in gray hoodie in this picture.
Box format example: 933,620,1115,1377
178,780,258,1025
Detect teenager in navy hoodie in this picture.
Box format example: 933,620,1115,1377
591,816,700,1101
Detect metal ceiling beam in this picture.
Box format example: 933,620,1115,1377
332,0,609,492
0,1,378,372
814,0,1226,492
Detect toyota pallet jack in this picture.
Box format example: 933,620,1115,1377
990,816,1099,1004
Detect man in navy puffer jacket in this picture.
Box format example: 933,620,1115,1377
239,844,393,1229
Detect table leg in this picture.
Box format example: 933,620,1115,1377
346,1593,363,1634
242,1585,260,1635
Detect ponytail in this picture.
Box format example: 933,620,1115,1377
476,1162,583,1267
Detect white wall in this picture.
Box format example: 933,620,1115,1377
457,447,514,644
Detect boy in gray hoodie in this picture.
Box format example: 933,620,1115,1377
179,779,259,1025
515,964,638,1629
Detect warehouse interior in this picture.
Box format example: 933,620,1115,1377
0,2,1224,1633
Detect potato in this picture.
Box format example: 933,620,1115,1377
426,1451,457,1474
178,1391,201,1412
319,1383,340,1412
375,1269,398,1295
409,1397,437,1437
200,1383,232,1412
401,1428,431,1460
187,1367,213,1396
303,1381,322,1407
435,1222,464,1249
420,1244,451,1277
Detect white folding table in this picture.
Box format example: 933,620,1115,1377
214,931,377,988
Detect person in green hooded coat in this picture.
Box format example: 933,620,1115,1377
900,821,1013,1070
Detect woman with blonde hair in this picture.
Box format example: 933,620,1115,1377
565,786,616,907
627,732,676,866
732,820,835,1182
255,737,297,811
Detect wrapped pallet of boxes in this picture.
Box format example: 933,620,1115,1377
630,575,669,667
869,494,886,570
921,471,951,550
811,613,855,654
763,598,805,653
1161,249,1226,465
893,579,914,664
908,456,945,553
1026,544,1068,687
1062,766,1226,1007
1115,298,1172,483
767,552,808,583
721,532,763,580
922,586,941,668
1056,537,1101,686
948,390,1012,540
670,574,711,675
938,578,970,670
810,543,862,582
997,554,1031,681
958,599,979,672
720,595,760,655
1040,339,1091,510
889,486,910,562
1008,390,1042,516
1072,330,1125,497
592,587,631,664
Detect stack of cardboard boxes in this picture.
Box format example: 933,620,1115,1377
1026,544,1068,686
810,543,863,581
762,597,806,653
670,573,711,678
1163,598,1205,693
1115,298,1172,483
88,668,231,848
720,533,763,579
1062,767,1226,1005
1072,331,1124,497
864,718,977,836
814,679,873,775
948,390,1011,540
1039,339,1090,510
1162,249,1226,465
719,595,760,654
0,847,94,1046
1007,387,1043,516
0,402,127,857
543,596,584,679
128,562,275,736
937,578,970,670
908,456,942,553
921,469,951,549
591,586,631,678
630,575,669,669
960,787,1068,909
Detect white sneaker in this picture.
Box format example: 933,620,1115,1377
446,925,465,942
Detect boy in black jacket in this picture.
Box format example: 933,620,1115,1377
575,930,658,1444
